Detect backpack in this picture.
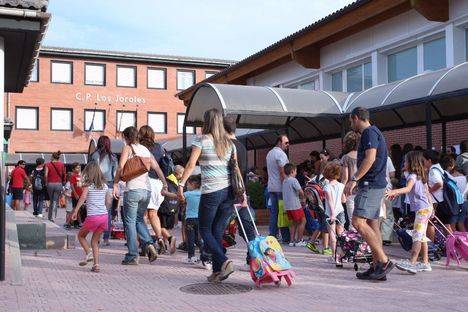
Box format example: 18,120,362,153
32,169,45,191
159,177,178,215
304,176,326,213
249,235,292,279
152,143,174,177
431,167,464,216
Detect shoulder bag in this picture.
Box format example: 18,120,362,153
121,145,151,182
229,143,246,198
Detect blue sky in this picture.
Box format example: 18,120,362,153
45,0,355,61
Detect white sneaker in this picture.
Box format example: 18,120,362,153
37,214,43,218
296,240,307,247
395,260,417,274
200,260,212,271
79,252,93,266
415,262,432,272
289,242,296,247
185,257,198,264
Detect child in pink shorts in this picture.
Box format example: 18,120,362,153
72,161,112,272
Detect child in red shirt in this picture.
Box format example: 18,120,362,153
70,163,83,228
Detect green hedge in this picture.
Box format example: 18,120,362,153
246,181,265,210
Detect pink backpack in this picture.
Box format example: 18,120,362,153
445,232,468,266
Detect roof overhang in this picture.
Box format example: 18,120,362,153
0,6,50,92
177,0,449,103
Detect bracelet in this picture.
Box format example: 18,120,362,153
178,183,185,188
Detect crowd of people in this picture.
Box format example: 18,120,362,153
6,106,467,283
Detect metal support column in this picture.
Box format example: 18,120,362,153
322,139,326,150
285,127,290,158
442,121,447,152
340,117,346,143
425,103,433,150
253,149,257,168
182,125,187,164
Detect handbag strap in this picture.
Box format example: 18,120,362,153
50,162,65,183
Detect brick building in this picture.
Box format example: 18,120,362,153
6,47,234,162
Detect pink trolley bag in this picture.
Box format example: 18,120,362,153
234,206,295,288
430,216,468,266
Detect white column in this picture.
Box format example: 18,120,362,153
342,70,347,92
0,37,4,152
417,43,424,73
445,23,465,67
371,51,387,85
319,70,331,91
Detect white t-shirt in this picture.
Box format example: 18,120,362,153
125,144,151,191
266,147,289,192
428,164,444,202
323,182,345,218
385,156,396,190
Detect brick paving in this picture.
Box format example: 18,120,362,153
1,207,468,312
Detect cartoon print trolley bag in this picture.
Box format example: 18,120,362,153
234,205,295,288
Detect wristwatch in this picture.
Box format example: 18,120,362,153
351,175,358,182
178,182,185,188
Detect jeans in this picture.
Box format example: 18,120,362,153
199,187,234,273
47,183,63,222
33,191,44,215
268,192,291,242
185,218,205,258
123,189,154,261
237,206,256,264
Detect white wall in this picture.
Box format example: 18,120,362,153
249,0,468,88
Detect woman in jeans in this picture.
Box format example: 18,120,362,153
90,135,118,246
178,108,240,283
44,151,66,222
340,131,360,231
113,127,168,265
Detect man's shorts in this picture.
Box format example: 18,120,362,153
11,188,24,200
353,186,385,220
147,178,164,210
286,208,305,223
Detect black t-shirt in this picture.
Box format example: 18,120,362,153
357,125,387,188
232,138,247,183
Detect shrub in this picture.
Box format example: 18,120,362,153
246,181,265,210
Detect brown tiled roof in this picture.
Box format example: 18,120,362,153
0,0,48,11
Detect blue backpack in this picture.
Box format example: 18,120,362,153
432,167,464,216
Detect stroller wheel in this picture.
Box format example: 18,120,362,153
354,264,358,271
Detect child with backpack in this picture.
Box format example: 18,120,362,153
322,162,346,264
386,151,433,274
282,163,307,247
31,158,46,218
71,161,112,273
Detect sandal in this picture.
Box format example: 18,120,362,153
91,264,100,273
79,252,93,266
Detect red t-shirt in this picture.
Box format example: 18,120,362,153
11,167,27,188
70,172,83,199
46,162,65,183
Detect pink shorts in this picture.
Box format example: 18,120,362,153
82,214,108,233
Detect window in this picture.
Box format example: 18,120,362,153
331,72,342,91
51,108,73,131
116,111,136,132
298,81,315,90
177,113,194,134
30,59,39,82
346,62,372,92
84,109,105,132
117,66,136,87
15,107,38,130
51,61,73,84
177,70,195,90
388,47,417,82
147,68,166,89
147,112,167,134
85,63,106,86
424,37,446,71
205,71,217,79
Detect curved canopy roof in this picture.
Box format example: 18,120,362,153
181,63,468,151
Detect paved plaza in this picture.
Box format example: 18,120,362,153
1,207,467,312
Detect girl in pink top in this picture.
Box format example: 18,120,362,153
386,151,433,274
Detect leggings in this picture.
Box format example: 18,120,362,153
412,207,433,243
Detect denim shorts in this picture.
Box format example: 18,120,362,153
353,187,385,220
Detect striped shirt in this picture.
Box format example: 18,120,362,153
86,184,108,216
192,135,235,194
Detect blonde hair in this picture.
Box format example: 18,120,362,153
81,161,105,189
202,109,231,159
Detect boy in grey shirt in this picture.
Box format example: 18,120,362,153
282,163,306,247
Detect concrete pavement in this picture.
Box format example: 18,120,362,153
1,206,468,312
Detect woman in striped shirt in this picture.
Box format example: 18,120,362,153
72,161,112,273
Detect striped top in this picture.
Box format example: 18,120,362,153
86,184,109,216
192,135,235,194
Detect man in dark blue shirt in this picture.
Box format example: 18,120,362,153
344,107,394,281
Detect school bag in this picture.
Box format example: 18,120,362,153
32,169,45,191
431,167,464,216
152,143,175,177
234,205,295,288
159,175,178,215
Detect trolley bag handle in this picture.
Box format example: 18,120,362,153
429,214,455,239
233,204,259,240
